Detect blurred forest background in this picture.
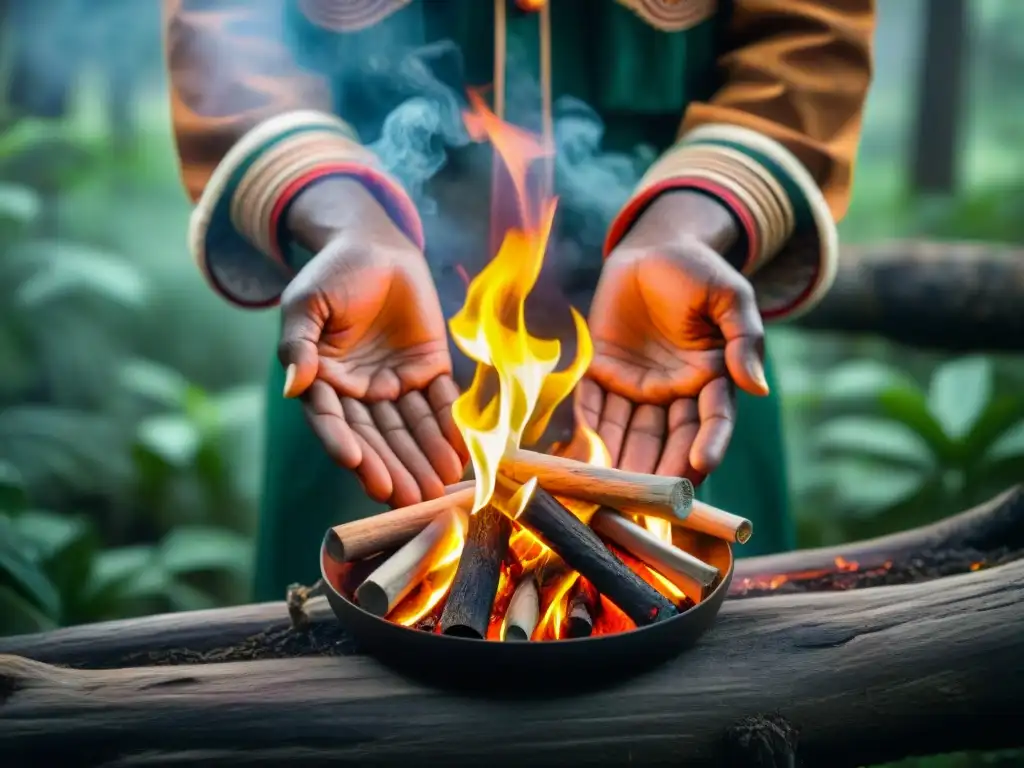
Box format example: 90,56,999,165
0,3,1022,763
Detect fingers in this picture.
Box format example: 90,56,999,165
342,398,420,507
596,392,633,467
427,376,469,465
279,295,325,398
689,376,736,476
710,273,769,397
655,399,702,482
618,404,666,475
397,391,464,485
575,378,604,433
300,381,362,469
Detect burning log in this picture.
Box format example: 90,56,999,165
620,499,752,544
503,575,540,641
508,480,679,627
563,579,597,638
439,505,511,639
591,509,720,601
499,448,693,522
324,482,474,563
354,509,465,617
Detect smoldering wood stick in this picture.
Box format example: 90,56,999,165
591,509,720,601
354,508,466,617
621,499,753,544
503,575,540,642
563,579,597,639
509,481,678,627
324,481,474,563
439,505,511,639
499,448,693,521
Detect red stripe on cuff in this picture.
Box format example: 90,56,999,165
268,162,425,263
603,177,759,272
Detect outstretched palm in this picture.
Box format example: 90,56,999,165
579,238,768,482
279,232,466,507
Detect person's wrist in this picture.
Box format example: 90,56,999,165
285,176,402,255
633,189,746,270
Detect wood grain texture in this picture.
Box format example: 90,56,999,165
592,509,719,601
516,486,678,626
500,448,693,521
439,505,511,639
503,576,540,642
794,241,1024,351
1,559,1021,767
325,484,473,563
733,485,1024,586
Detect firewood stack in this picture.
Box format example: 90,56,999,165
324,448,752,641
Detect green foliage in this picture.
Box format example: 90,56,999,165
780,352,1024,545
0,116,262,636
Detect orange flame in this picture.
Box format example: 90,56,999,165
449,90,592,515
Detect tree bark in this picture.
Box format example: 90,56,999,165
909,0,968,194
796,241,1024,351
0,558,1021,767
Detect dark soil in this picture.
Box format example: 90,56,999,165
107,545,1023,669
730,545,1023,598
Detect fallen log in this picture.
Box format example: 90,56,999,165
0,558,1021,767
795,240,1024,351
1,486,1019,670
733,485,1024,590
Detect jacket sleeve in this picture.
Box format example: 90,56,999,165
165,0,422,307
605,0,876,320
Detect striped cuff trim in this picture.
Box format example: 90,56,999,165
188,110,422,308
682,123,839,320
604,177,761,269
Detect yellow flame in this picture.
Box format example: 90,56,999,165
449,91,593,514
390,519,466,627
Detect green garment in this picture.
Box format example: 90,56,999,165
253,1,793,602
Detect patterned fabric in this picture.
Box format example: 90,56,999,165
188,110,423,306
297,0,413,32
605,124,838,320
615,0,718,32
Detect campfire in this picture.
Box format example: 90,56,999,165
321,92,753,642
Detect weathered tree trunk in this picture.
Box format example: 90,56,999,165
1,558,1021,767
0,488,1021,767
796,241,1024,351
909,0,968,193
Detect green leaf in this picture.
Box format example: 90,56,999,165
12,241,147,308
814,417,935,469
86,545,167,603
819,459,928,518
136,415,201,468
0,585,57,636
118,358,190,409
987,420,1024,462
163,581,220,613
159,526,253,578
0,461,27,513
927,356,994,440
0,182,41,229
818,359,920,403
0,516,62,619
877,388,958,463
10,511,91,563
964,396,1024,460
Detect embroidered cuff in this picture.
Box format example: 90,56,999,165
188,110,423,308
605,123,839,321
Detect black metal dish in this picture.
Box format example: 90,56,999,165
321,527,733,692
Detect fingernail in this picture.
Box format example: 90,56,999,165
283,364,297,398
750,359,770,394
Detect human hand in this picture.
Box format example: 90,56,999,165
578,190,769,483
278,178,467,506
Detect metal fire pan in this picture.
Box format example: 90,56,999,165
321,527,733,692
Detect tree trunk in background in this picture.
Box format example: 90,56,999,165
910,0,968,194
